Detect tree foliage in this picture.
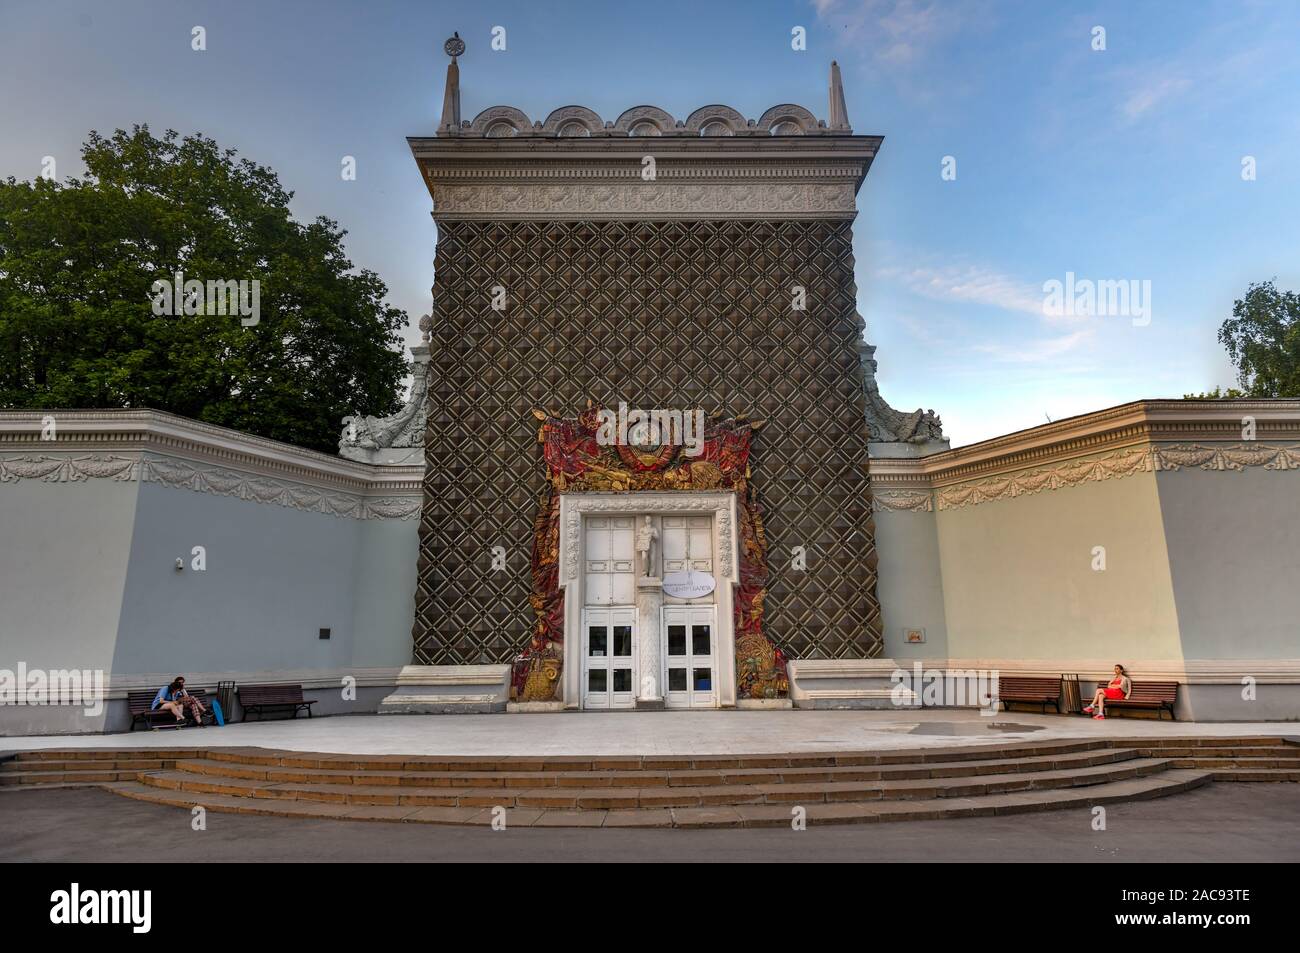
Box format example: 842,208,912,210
1182,386,1247,399
1218,280,1300,398
0,125,408,453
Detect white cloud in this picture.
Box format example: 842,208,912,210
877,262,1045,316
1120,73,1192,122
971,328,1094,363
812,0,960,66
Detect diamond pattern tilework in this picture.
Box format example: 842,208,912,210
412,220,883,664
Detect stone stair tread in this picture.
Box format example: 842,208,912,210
1172,757,1300,767
1209,767,1300,780
162,745,1145,789
155,739,1121,773
104,768,1213,828
1,759,170,772
11,749,202,761
1138,747,1300,757
1,769,143,784
133,757,1176,809
0,779,130,791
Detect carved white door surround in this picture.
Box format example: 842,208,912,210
559,492,739,709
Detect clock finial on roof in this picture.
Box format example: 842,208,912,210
439,33,464,134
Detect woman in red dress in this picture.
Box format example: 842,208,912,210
1084,664,1131,719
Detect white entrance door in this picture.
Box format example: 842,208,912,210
662,605,718,709
583,607,636,709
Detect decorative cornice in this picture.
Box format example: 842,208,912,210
0,410,423,520
409,135,882,221
428,182,859,221
932,442,1300,511
443,101,841,139
871,400,1300,494
934,445,1153,510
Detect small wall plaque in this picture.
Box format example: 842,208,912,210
662,570,716,599
904,627,926,644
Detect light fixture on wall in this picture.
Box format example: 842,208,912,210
174,558,184,571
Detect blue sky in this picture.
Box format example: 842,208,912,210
2,0,1298,445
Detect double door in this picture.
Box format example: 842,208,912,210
663,605,717,709
582,607,636,709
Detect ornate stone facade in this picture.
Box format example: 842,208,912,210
411,217,886,666
404,57,923,672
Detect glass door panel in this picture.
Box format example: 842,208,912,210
662,607,717,708
583,608,636,709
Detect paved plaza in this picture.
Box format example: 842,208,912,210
4,709,1296,758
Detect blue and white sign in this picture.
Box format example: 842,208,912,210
661,569,715,599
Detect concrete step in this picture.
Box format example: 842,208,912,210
11,748,202,761
134,757,1175,809
0,768,157,786
1134,745,1300,759
1119,736,1290,747
0,779,135,791
0,758,172,774
1207,767,1300,782
168,745,1142,788
188,738,1117,773
1168,757,1300,770
106,769,1211,828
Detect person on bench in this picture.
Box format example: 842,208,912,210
1084,664,1130,719
152,676,208,727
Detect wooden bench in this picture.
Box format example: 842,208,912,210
237,683,317,721
1096,680,1179,720
997,676,1062,714
128,688,215,730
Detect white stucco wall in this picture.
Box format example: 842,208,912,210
932,469,1183,664
873,508,948,659
1155,461,1300,661
0,479,139,675
112,481,364,675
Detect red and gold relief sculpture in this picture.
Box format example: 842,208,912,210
511,405,790,702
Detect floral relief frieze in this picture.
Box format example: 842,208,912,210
871,489,933,512
933,443,1300,511
431,182,858,218
0,453,139,483
0,452,420,520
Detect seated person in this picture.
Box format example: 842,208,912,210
1084,664,1131,719
152,676,209,726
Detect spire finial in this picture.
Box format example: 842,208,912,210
829,60,851,132
439,33,464,134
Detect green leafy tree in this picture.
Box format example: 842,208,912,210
0,125,408,453
1217,280,1300,398
1182,386,1246,399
